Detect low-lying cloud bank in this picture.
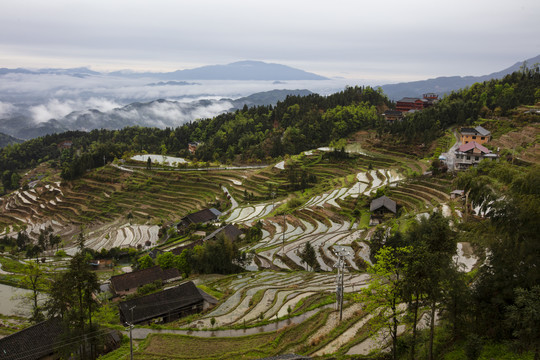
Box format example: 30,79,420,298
0,70,351,139
1,98,235,139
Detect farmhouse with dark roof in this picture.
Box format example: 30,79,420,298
110,265,181,296
118,281,217,325
177,208,222,230
370,195,397,225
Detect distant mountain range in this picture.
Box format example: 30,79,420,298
0,132,23,148
0,60,328,81
0,89,313,140
1,55,538,141
380,54,540,100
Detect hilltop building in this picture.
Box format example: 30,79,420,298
395,93,438,112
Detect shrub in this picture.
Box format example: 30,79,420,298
55,249,67,257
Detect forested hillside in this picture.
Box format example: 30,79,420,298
2,67,540,193
0,86,390,186
382,66,540,145
0,132,22,148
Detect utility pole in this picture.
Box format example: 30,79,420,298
128,305,136,360
282,213,286,255
333,247,350,322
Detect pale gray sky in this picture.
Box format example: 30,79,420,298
1,0,539,82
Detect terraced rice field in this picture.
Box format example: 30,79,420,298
0,165,235,249
0,148,448,270
125,269,405,359
189,271,371,329
1,147,474,359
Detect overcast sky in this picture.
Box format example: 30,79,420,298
1,0,539,83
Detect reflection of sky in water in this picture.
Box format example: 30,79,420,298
0,283,36,316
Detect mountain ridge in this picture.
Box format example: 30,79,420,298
380,54,540,100
0,60,328,81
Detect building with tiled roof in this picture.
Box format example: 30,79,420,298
118,281,217,325
110,266,181,296
460,126,491,145
370,195,397,214
455,141,498,170
177,208,222,229
0,318,122,360
382,109,403,123
203,224,243,242
370,195,397,225
0,318,63,360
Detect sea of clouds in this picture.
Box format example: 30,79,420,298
0,72,354,137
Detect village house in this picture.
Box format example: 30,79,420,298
170,224,242,256
454,141,498,170
0,318,63,360
89,259,114,270
369,195,397,225
188,141,201,154
459,125,491,145
118,281,217,325
203,224,243,242
110,265,181,296
382,109,403,123
0,318,121,360
57,140,73,150
177,208,222,230
450,189,465,200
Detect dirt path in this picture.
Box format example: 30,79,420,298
441,129,460,171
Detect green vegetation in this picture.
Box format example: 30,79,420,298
382,66,540,148
0,68,539,359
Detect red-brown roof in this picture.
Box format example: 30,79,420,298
457,141,490,154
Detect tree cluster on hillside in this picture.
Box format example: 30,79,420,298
365,162,540,359
1,69,537,187
44,251,104,359
0,86,390,185
137,235,248,277
381,66,540,146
